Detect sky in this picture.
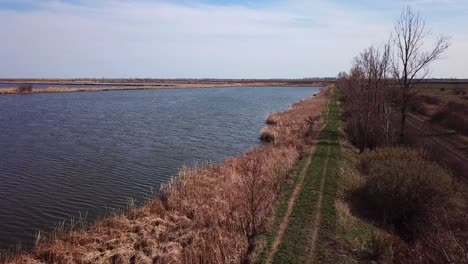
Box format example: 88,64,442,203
0,0,467,78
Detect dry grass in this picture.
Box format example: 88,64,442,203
0,82,329,95
260,90,327,149
6,88,330,264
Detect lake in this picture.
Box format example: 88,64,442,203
0,86,319,250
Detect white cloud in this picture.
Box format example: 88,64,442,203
0,0,466,78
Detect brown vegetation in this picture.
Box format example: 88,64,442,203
16,84,33,93
6,88,329,264
355,147,453,236
0,80,330,95
431,101,468,135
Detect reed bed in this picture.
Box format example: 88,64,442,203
7,88,329,264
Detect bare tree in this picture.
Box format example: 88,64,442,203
391,7,450,142
340,44,391,152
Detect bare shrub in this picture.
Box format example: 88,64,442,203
431,101,468,135
356,147,453,237
452,88,467,95
17,84,33,93
418,95,441,105
409,98,428,115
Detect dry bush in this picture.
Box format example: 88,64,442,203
431,101,468,135
411,212,468,264
409,98,428,115
9,88,329,264
409,95,442,116
356,147,453,237
16,84,33,93
452,88,467,95
418,95,441,105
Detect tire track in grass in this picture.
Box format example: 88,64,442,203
270,91,339,264
264,99,332,264
307,145,331,262
264,157,312,263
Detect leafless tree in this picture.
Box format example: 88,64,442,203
391,7,450,142
340,44,391,152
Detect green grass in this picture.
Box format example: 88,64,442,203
254,155,311,264
317,130,379,264
316,97,388,264
270,90,341,264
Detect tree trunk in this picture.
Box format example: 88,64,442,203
399,104,407,143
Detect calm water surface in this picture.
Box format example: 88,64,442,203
0,87,319,250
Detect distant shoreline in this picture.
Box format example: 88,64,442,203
0,80,330,95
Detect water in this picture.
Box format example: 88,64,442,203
0,86,319,250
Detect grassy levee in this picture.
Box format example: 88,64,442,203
254,156,311,264
269,89,340,264
314,99,340,263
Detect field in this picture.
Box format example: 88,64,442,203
408,81,468,179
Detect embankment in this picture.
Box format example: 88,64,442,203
6,87,330,264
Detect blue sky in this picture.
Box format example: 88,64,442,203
0,0,467,78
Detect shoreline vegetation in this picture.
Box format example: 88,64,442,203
5,86,331,263
0,80,331,95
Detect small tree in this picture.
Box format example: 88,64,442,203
17,84,33,93
340,44,391,152
391,7,450,142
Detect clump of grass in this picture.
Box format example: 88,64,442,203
356,147,453,237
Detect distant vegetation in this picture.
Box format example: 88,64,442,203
431,101,468,135
16,84,33,93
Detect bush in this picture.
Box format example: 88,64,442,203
17,84,33,93
452,88,467,95
419,95,441,105
431,101,468,135
357,147,453,235
409,98,428,115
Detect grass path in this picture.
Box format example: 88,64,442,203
258,89,340,264
264,157,312,263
